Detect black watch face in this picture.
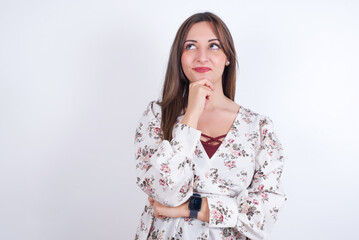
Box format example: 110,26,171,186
189,197,202,210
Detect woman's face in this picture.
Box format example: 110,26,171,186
181,21,227,84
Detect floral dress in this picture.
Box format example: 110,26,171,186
133,100,287,240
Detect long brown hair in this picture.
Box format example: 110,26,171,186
157,12,238,141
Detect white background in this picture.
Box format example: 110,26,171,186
1,0,358,239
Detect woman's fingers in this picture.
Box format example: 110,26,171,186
149,198,167,219
200,78,215,91
189,80,214,100
185,78,215,117
204,81,215,91
191,78,215,91
190,79,214,101
148,197,154,206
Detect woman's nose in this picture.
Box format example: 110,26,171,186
196,48,209,63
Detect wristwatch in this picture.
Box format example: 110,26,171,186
188,193,202,219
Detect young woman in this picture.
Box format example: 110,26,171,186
134,12,287,240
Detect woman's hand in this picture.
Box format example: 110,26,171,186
148,197,189,219
187,78,215,115
181,79,215,129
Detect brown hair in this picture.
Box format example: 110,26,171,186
157,12,238,141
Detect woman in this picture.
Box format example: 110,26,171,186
134,12,287,240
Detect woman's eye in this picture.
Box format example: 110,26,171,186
185,44,196,50
210,43,220,50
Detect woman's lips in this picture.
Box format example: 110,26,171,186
193,67,211,73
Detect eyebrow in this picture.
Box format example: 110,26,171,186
184,38,220,43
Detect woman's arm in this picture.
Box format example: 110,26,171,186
134,101,201,206
148,197,210,223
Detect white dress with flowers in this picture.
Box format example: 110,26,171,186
133,100,287,240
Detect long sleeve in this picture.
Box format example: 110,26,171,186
206,115,287,240
134,101,202,207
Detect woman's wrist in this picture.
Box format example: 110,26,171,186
183,197,209,222
181,111,200,129
182,201,190,218
197,198,209,222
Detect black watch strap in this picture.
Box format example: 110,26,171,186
189,209,199,218
188,193,202,219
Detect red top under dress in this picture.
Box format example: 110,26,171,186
200,133,226,158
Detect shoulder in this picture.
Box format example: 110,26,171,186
238,104,274,128
142,100,162,122
237,105,281,151
135,101,163,142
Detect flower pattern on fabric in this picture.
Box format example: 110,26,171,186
209,200,234,225
134,100,287,240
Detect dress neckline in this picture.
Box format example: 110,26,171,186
201,132,227,140
200,133,227,149
198,105,242,160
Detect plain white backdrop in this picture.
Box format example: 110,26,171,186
1,0,358,239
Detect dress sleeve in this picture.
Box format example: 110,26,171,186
206,115,287,240
134,101,202,207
